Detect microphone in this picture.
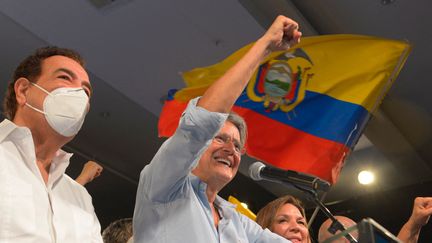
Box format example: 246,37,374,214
249,162,331,192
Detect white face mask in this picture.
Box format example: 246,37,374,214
25,82,89,137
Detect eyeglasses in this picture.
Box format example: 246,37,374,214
213,134,245,155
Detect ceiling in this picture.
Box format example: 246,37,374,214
1,0,431,241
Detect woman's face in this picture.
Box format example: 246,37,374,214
271,203,309,243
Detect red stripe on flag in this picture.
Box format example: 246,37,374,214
232,106,350,183
158,99,187,137
158,99,349,183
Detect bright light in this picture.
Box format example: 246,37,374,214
241,202,248,209
358,170,375,185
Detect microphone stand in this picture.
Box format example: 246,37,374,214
288,184,358,243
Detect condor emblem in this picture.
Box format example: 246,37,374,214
246,48,314,114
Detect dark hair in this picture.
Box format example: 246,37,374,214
102,218,133,243
256,195,307,231
2,46,84,119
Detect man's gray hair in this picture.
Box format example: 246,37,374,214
227,112,247,148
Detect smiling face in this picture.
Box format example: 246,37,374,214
192,121,242,189
271,203,309,243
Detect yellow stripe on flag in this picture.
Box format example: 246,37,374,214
175,35,411,113
293,35,411,112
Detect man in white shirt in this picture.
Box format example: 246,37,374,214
0,47,102,242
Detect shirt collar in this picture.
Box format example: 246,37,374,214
215,195,236,209
190,173,207,193
48,150,72,186
189,172,237,219
0,119,73,187
0,119,25,142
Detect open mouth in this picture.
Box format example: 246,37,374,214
287,237,302,243
215,157,232,168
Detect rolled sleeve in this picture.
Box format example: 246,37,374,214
180,97,228,145
137,97,228,202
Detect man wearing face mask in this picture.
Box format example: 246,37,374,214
0,47,103,242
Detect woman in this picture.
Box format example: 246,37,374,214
256,195,310,243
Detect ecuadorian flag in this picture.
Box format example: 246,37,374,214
158,35,411,183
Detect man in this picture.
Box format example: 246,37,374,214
0,47,102,242
318,216,358,243
318,197,432,243
133,15,302,242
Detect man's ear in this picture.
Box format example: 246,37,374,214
14,78,31,106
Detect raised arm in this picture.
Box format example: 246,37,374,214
397,197,432,243
75,161,103,186
197,15,301,113
137,15,301,203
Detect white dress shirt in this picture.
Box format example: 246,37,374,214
0,119,103,243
